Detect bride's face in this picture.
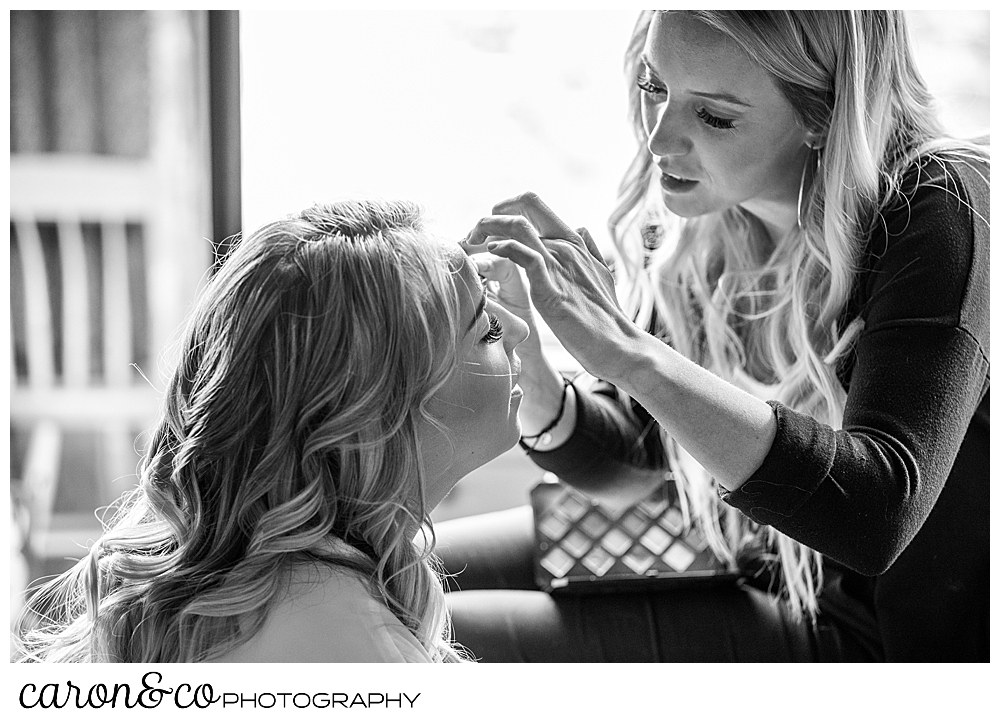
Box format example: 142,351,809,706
418,247,529,508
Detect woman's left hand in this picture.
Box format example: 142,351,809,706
464,192,644,382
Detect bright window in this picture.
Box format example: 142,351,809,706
239,9,990,519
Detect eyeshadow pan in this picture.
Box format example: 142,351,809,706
540,546,575,578
561,529,592,557
601,527,632,556
662,507,684,535
662,543,697,572
560,494,588,521
619,509,649,537
578,509,610,538
623,545,656,574
641,525,672,555
638,496,667,519
539,512,571,541
582,546,615,577
685,524,708,552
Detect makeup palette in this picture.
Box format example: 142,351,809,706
530,476,739,594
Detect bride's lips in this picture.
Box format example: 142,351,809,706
511,371,522,399
510,361,521,398
659,169,700,194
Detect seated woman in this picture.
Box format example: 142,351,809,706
12,199,528,663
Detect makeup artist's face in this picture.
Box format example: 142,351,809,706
419,248,528,507
640,12,813,224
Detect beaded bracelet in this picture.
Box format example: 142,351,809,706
521,376,572,451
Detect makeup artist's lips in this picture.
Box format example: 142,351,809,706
659,169,700,194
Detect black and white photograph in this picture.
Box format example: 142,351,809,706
7,5,992,717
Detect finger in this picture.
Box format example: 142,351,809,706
474,256,533,311
492,191,578,241
484,239,554,296
461,234,508,255
472,255,514,291
576,226,608,267
471,254,497,276
463,215,550,258
473,253,515,282
460,236,487,255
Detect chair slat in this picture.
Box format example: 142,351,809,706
57,220,91,387
101,220,133,387
14,220,56,388
23,421,63,560
103,420,140,504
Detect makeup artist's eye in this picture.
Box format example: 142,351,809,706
636,71,667,99
696,107,735,130
482,313,503,344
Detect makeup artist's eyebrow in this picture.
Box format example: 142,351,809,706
638,52,753,108
466,292,487,334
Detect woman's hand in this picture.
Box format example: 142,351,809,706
460,237,571,441
465,252,544,358
465,193,778,489
464,192,643,384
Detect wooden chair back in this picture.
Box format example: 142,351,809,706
10,155,170,563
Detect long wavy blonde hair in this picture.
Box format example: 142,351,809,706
14,200,471,662
610,10,989,616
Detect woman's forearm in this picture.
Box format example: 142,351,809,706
515,352,578,450
610,331,777,491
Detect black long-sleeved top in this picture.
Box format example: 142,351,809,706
527,155,990,662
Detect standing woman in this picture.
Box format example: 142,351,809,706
446,10,988,661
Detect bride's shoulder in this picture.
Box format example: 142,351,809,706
208,552,433,663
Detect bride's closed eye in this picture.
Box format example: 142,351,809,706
482,313,503,344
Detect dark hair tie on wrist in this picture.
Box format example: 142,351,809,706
521,376,572,450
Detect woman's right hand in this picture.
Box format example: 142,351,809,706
464,193,641,385
461,247,573,442
465,251,541,355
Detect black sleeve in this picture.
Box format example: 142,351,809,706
721,157,990,575
523,377,669,497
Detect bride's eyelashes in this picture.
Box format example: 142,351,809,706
482,313,503,344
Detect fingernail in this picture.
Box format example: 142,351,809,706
487,241,499,251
